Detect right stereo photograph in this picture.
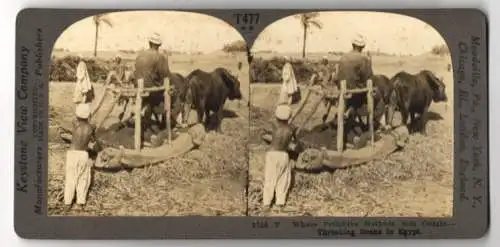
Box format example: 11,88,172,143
247,11,453,217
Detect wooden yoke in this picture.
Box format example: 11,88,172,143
164,77,172,145
134,78,144,151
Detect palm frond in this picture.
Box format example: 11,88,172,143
100,17,113,28
92,14,113,27
303,12,320,19
294,13,304,19
308,20,323,29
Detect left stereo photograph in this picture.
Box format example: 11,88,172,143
47,11,250,216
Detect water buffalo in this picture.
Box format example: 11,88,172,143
140,72,192,130
389,70,447,135
186,67,242,132
341,74,395,131
369,74,396,130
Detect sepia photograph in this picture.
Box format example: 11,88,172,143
47,11,250,216
248,11,453,216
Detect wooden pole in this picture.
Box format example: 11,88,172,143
289,74,317,124
90,87,108,117
95,93,120,129
134,78,144,151
164,77,172,144
367,79,375,150
296,97,323,137
337,80,346,153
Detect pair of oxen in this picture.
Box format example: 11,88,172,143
323,69,448,136
125,67,243,134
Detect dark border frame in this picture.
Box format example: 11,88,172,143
14,8,489,239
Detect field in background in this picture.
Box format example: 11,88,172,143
248,53,454,216
48,52,250,216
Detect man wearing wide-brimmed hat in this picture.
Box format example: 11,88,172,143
263,104,298,210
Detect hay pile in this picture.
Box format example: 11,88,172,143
49,56,114,82
250,57,338,83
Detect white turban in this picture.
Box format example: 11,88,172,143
75,103,91,119
149,32,162,45
275,104,291,121
352,33,366,47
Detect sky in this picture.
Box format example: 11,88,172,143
53,11,448,56
53,11,245,54
251,11,448,56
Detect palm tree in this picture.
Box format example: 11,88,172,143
92,14,113,57
296,12,323,58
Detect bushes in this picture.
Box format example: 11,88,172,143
250,56,338,83
430,44,450,56
222,40,248,53
49,55,113,82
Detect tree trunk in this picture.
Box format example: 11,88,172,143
302,23,307,58
93,22,99,57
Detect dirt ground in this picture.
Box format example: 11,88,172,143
248,53,454,217
48,52,250,216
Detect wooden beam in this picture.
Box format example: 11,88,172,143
345,87,370,94
289,74,317,124
296,97,323,136
95,93,120,129
90,87,109,117
134,78,144,151
337,80,346,153
309,86,371,99
367,79,375,151
105,85,167,94
164,77,172,145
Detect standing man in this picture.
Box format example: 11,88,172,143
106,55,128,86
317,56,340,123
317,56,331,85
134,32,171,88
336,33,374,120
65,103,101,210
134,32,171,138
263,104,297,210
337,34,373,90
